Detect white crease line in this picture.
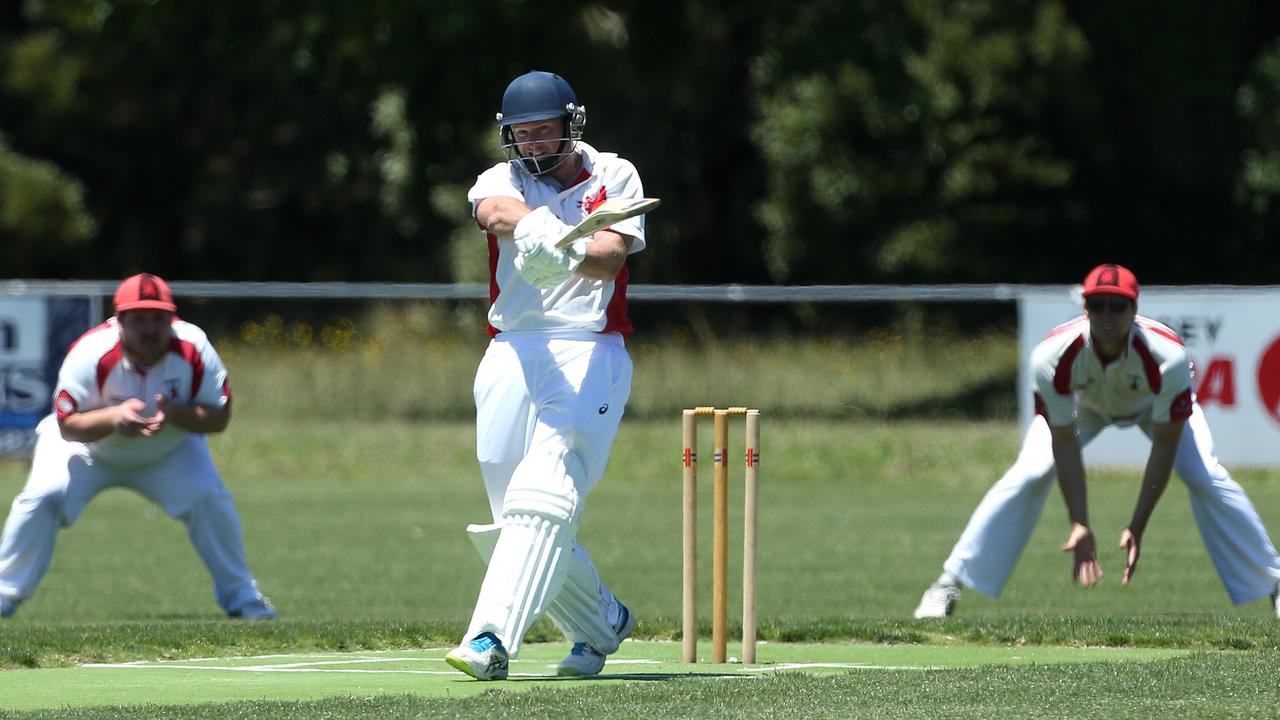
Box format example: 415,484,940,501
208,658,439,669
86,664,464,675
743,663,934,672
81,663,559,678
128,650,449,664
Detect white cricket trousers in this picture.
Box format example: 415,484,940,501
469,331,633,653
0,417,265,613
943,404,1280,604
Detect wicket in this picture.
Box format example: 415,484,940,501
681,406,760,664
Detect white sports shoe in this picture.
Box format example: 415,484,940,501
230,596,278,620
556,602,637,677
913,583,961,619
0,595,18,618
1272,582,1279,620
446,632,510,681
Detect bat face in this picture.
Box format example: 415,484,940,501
556,197,661,248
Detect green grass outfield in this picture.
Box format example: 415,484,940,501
2,417,1280,718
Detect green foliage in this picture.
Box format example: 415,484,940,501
0,133,95,268
751,1,1088,282
2,3,1280,282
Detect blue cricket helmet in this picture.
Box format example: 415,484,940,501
496,71,587,175
499,71,579,127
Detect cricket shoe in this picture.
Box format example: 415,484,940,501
0,595,18,618
556,601,637,677
913,583,961,619
446,631,509,680
229,596,278,620
1272,582,1280,620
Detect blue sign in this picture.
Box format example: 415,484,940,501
0,297,96,456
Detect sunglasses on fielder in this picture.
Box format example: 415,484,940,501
1086,297,1131,314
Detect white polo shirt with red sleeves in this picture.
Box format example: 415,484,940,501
467,141,646,336
53,317,231,468
1032,314,1194,428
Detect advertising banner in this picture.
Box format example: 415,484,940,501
0,298,97,456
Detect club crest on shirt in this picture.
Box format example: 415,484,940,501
579,187,607,214
164,378,181,399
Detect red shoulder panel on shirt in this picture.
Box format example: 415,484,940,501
1053,334,1086,394
169,337,205,397
95,342,124,393
1130,333,1163,393
1135,318,1184,346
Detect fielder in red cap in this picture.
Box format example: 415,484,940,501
0,273,276,620
915,263,1280,619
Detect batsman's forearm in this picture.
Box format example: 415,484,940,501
1052,436,1090,526
575,231,632,280
476,197,533,235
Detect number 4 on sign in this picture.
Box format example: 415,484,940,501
555,198,661,249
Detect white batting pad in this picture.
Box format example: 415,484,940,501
544,544,622,653
466,522,618,651
463,447,584,656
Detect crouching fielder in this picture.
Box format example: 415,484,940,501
0,274,275,620
444,70,645,680
914,263,1280,619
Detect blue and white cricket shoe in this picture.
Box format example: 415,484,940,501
446,631,510,680
556,602,637,677
1272,581,1280,620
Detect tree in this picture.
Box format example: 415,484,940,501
751,0,1092,283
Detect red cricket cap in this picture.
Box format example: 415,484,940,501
1082,263,1139,300
113,273,177,314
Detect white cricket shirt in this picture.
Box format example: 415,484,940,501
52,317,231,467
1032,314,1194,427
467,141,647,335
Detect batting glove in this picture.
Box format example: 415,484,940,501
513,207,587,288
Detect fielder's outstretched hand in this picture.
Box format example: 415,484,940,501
1060,522,1103,588
1118,528,1140,587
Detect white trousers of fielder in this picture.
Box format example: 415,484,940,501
0,416,266,613
466,331,633,656
943,403,1280,604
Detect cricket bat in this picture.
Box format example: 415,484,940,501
555,197,661,249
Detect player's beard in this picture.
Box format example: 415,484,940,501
123,330,171,367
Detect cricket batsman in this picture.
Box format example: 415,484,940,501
443,70,646,679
